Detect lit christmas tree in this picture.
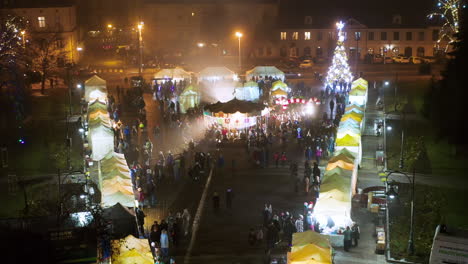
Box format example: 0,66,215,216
428,0,465,50
325,21,353,89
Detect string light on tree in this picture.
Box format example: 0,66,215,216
428,0,464,49
325,21,353,89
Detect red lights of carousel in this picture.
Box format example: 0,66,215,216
274,97,321,110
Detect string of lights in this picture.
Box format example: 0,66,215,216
428,0,466,49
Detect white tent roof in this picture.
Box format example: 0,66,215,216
85,75,106,86
198,66,236,81
89,124,114,161
102,191,135,208
246,66,284,81
154,67,191,80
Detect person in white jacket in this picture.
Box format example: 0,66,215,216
295,215,304,233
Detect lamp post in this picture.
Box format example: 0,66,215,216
137,22,144,75
20,30,26,48
385,170,415,255
235,32,243,70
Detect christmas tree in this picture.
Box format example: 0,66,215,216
325,21,353,88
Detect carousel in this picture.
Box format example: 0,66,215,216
203,98,268,138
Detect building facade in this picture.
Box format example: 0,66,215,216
259,16,447,61
141,0,278,59
2,4,81,64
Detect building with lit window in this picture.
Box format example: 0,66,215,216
1,3,81,64
271,16,447,61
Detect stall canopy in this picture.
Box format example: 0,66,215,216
246,66,285,81
333,148,357,159
234,81,260,101
352,78,368,90
271,80,288,92
179,84,201,113
103,204,136,238
326,159,355,171
323,167,353,179
328,153,355,164
345,104,364,113
88,99,108,112
198,66,236,82
85,75,107,102
154,67,191,81
289,231,332,264
204,98,265,114
340,112,363,123
102,191,135,208
89,123,114,161
336,134,360,147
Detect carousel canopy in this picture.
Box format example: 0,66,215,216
154,67,191,80
204,98,265,114
198,66,236,81
246,66,285,81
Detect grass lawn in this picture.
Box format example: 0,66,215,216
385,80,468,177
389,184,468,263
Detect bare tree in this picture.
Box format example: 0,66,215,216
28,33,67,94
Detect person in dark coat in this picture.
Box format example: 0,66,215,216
135,207,146,236
226,188,233,209
283,218,297,246
329,99,335,118
212,191,220,212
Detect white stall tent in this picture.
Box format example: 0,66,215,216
154,67,191,82
179,85,201,113
198,66,237,82
234,81,260,101
246,66,285,81
89,123,115,161
85,75,107,102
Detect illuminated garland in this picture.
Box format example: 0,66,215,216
325,21,353,88
428,0,466,50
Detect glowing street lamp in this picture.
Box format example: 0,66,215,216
107,24,113,29
197,42,205,48
20,30,26,47
235,32,243,70
137,22,144,75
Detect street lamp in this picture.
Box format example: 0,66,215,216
235,31,243,70
197,42,205,48
137,22,144,75
385,171,416,255
20,30,26,47
107,24,113,29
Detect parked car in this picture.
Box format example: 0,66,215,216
421,56,436,63
384,57,393,64
392,55,410,63
314,57,326,64
299,59,313,69
284,71,302,79
372,55,384,64
409,56,423,64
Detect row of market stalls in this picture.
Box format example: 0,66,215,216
84,75,153,263
153,66,285,83
84,75,136,208
312,78,368,246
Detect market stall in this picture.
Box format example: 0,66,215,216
85,75,107,102
179,84,201,113
153,67,191,82
234,81,260,101
88,122,114,161
288,230,332,264
246,66,285,81
348,87,367,106
198,66,237,82
111,235,153,264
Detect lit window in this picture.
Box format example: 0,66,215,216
304,32,311,40
38,16,46,28
292,32,298,40
280,32,287,40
